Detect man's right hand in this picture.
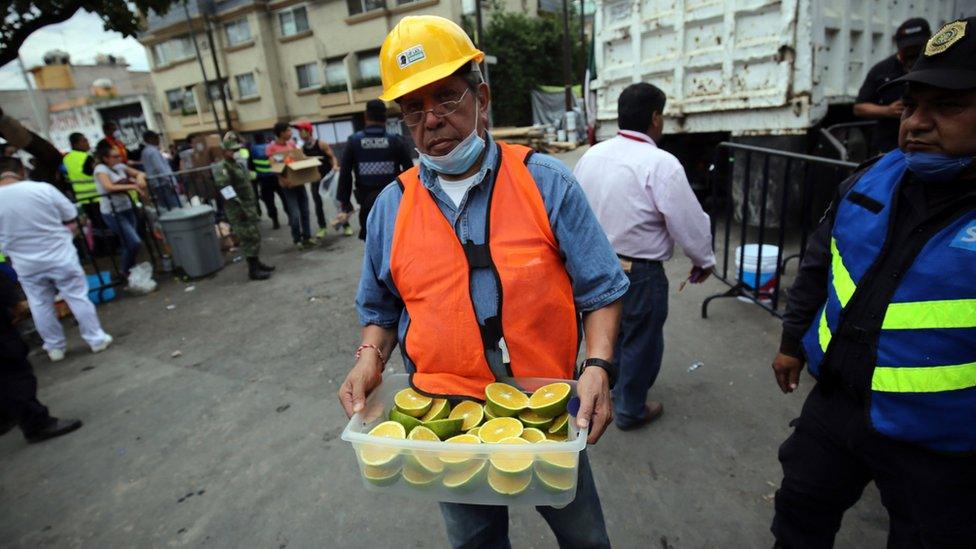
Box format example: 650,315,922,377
887,100,906,118
772,352,804,393
338,357,383,417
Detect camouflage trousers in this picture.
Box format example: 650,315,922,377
224,197,261,258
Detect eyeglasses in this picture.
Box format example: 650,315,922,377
401,88,470,127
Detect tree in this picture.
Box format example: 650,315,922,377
0,0,177,68
482,12,584,127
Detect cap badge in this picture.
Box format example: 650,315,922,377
925,20,967,57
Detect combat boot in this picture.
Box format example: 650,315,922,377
256,257,276,271
247,257,271,280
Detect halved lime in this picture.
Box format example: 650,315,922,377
424,417,463,440
467,426,482,437
362,463,401,486
547,412,570,435
479,417,524,443
394,388,433,418
488,466,532,496
483,403,499,420
420,398,450,422
449,400,485,431
402,464,440,487
536,440,577,473
389,407,423,434
518,409,553,430
484,383,529,417
443,460,487,491
438,433,482,468
359,421,406,467
407,425,445,474
528,382,571,418
545,432,567,442
488,437,534,475
534,463,575,492
521,427,546,443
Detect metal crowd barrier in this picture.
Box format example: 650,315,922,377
701,142,859,319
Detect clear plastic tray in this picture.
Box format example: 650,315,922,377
341,374,587,507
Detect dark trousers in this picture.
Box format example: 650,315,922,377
772,383,976,548
281,185,311,243
0,336,50,435
257,176,286,224
354,186,384,241
611,260,669,428
311,180,326,229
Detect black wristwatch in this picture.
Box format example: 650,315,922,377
581,358,617,389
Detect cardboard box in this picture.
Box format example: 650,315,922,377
190,133,223,168
269,148,322,188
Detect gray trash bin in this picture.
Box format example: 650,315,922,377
158,205,223,278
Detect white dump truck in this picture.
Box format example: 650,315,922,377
591,0,967,148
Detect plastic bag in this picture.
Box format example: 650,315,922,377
318,171,350,229
127,262,158,294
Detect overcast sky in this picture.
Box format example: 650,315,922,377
0,10,150,90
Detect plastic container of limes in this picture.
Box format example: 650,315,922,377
341,374,587,507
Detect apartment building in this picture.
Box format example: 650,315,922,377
140,0,535,144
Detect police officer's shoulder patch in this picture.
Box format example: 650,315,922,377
950,220,976,252
925,20,967,57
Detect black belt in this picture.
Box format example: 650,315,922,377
617,254,660,264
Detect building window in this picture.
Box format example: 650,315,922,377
279,6,309,37
165,88,184,112
355,50,381,87
207,79,231,103
324,58,347,86
346,0,385,16
182,86,198,115
153,36,194,66
236,73,258,98
224,18,252,46
295,62,321,90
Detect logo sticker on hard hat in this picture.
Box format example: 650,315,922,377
925,20,967,56
397,45,426,69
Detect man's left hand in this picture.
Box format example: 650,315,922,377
575,365,612,444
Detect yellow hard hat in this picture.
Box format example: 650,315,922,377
379,15,485,101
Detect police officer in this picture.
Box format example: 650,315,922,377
771,17,976,547
337,99,413,240
854,18,931,153
214,133,275,281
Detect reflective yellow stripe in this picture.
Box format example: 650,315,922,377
883,299,976,330
872,361,976,393
830,238,856,306
818,307,830,352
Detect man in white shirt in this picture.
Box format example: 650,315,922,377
0,157,113,362
574,82,716,430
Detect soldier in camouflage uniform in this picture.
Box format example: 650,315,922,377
214,133,275,280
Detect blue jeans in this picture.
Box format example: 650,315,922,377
612,260,669,428
102,209,142,275
150,183,181,210
281,185,311,243
439,451,610,548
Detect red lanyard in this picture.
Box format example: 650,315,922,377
617,132,652,145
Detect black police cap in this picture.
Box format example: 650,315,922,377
895,17,931,48
886,17,976,91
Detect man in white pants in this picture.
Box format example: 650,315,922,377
0,157,113,361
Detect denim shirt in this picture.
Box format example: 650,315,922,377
356,135,629,377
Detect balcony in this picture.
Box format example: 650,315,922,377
352,85,383,104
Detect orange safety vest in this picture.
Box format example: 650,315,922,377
390,142,579,399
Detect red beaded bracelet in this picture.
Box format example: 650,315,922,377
356,343,386,365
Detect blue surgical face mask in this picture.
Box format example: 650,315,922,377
418,97,485,176
904,151,974,183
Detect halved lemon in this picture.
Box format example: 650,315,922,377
534,464,575,492
438,433,482,468
479,417,524,443
518,409,553,430
362,463,401,486
402,464,440,487
536,440,577,473
488,436,534,475
359,421,406,467
420,398,450,422
483,403,499,420
484,382,529,417
527,382,571,418
449,400,485,431
547,412,570,435
394,388,433,418
521,427,546,443
488,466,532,496
407,425,445,474
467,426,482,437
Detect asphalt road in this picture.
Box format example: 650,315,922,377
0,148,887,548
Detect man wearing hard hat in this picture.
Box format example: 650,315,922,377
337,16,628,547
